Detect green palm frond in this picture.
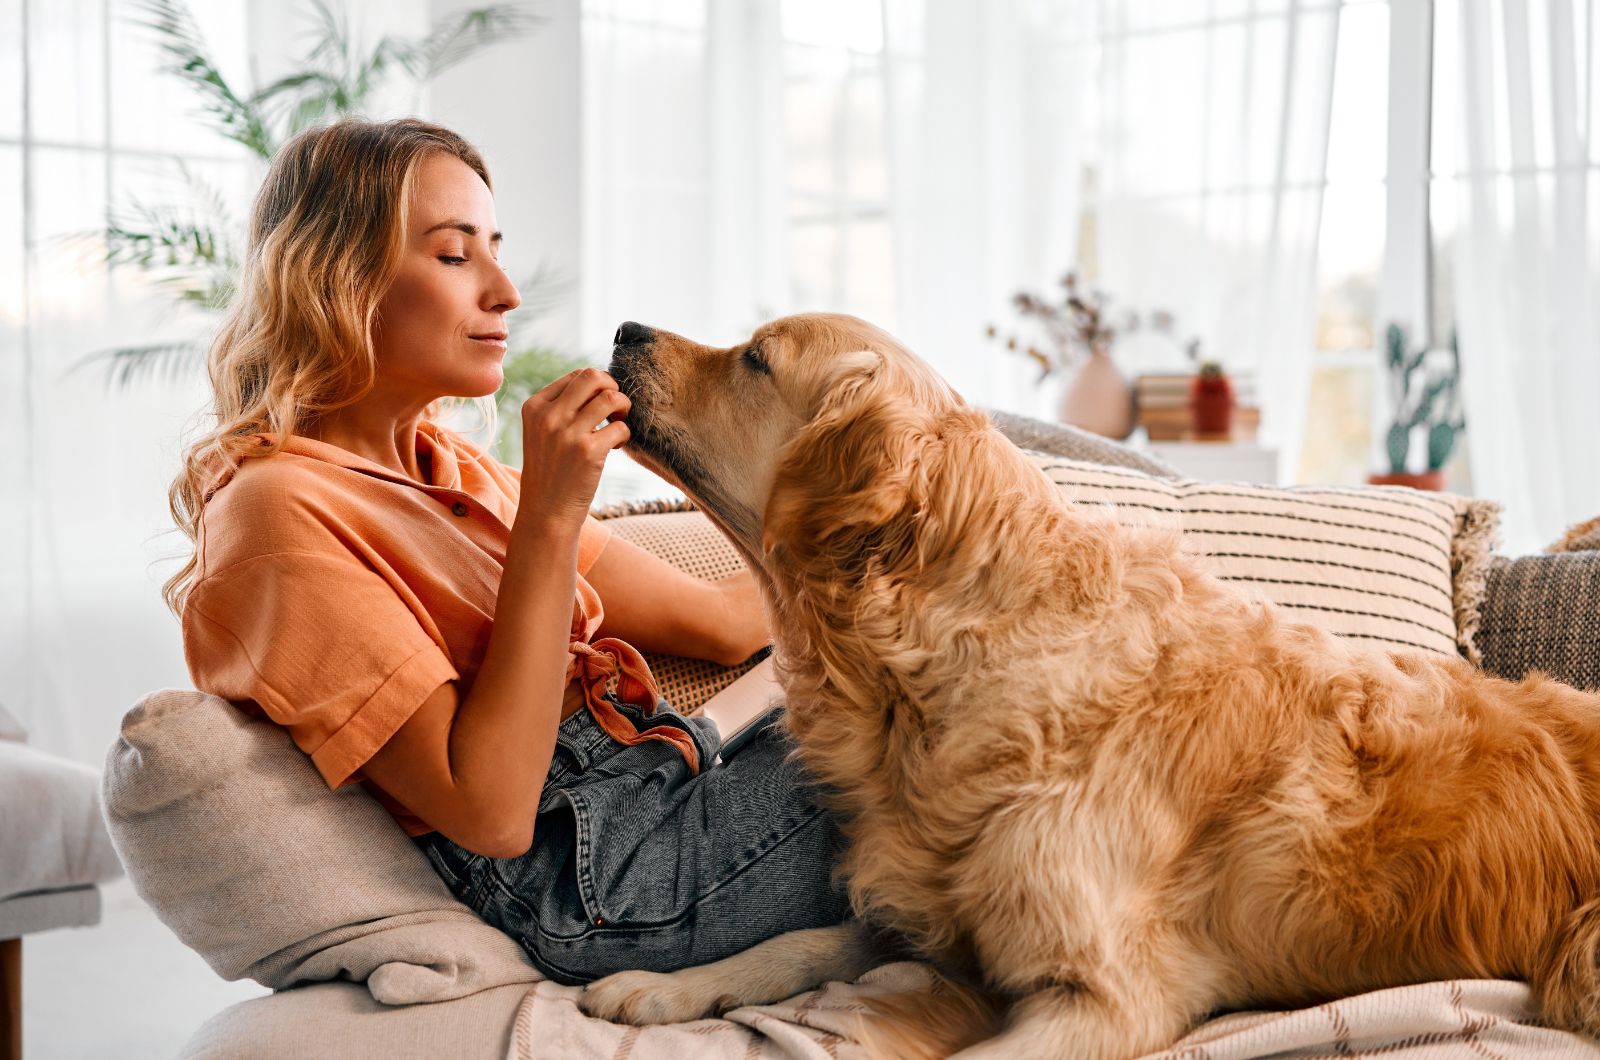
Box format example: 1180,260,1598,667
248,70,346,138
65,341,207,390
130,0,276,158
102,162,240,310
511,263,574,321
386,6,543,83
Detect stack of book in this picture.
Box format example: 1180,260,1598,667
1135,372,1261,442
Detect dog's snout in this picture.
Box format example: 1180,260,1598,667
613,321,654,347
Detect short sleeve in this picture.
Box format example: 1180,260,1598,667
578,515,612,575
182,551,461,791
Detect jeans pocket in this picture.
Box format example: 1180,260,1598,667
473,795,601,946
421,835,485,901
549,787,610,929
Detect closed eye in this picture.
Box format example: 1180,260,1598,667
742,346,771,375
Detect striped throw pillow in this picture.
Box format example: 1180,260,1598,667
1028,454,1501,659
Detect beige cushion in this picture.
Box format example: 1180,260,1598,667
101,688,542,1004
1031,456,1502,659
180,981,530,1060
0,740,124,900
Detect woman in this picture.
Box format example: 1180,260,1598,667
168,117,851,985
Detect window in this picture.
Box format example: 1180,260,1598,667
1300,0,1389,487
782,0,896,326
2,0,256,756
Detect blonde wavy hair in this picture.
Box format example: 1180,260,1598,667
163,117,496,618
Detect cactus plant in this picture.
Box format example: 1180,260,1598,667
1381,324,1465,474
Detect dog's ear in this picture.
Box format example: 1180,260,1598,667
762,349,963,564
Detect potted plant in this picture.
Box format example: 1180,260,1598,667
1189,361,1235,434
1367,324,1465,491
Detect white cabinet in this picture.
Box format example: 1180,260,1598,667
1141,439,1283,485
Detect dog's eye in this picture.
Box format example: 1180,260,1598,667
742,347,771,375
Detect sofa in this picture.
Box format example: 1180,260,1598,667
1,705,126,1060
100,412,1600,1059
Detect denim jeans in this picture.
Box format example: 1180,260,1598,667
413,693,853,985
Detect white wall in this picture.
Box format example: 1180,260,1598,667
429,0,587,357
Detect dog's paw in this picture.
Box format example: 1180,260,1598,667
579,969,736,1025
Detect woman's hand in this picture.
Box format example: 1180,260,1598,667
518,368,631,527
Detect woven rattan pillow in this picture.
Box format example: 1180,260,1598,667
590,503,759,712
1030,456,1501,660
1475,552,1600,692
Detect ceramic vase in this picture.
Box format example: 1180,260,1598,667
1057,345,1134,440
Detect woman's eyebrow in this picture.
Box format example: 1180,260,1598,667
422,219,503,243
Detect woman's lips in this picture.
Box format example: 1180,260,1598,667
468,333,508,349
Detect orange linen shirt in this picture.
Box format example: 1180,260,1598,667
181,421,613,838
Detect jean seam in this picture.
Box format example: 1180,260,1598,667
563,788,604,925
527,801,832,943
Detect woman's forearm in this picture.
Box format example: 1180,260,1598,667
587,535,771,667
446,514,581,853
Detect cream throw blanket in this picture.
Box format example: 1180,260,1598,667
506,963,1600,1059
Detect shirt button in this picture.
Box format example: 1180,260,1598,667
450,501,469,517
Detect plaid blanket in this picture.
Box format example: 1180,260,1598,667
507,961,1600,1059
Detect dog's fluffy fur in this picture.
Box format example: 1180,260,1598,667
581,313,1600,1057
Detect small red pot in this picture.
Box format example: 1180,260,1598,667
1189,379,1235,433
1367,470,1446,491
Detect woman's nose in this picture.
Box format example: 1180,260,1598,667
488,270,521,312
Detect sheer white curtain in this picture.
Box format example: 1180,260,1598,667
0,0,431,766
879,0,1093,417
1,0,257,766
1088,2,1342,474
1441,0,1600,553
578,1,1339,439
580,0,1094,416
580,0,789,350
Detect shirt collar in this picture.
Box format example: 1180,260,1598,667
253,421,463,493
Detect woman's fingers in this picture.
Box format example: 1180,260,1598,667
589,418,631,451
577,386,631,429
525,369,627,432
530,367,617,418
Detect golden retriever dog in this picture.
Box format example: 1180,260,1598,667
579,312,1600,1057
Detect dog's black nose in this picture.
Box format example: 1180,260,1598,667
614,321,654,347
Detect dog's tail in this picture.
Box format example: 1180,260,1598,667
1533,895,1600,1033
849,968,1007,1060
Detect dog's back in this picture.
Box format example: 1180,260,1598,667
805,421,1600,1050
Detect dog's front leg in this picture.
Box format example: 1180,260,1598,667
579,920,888,1025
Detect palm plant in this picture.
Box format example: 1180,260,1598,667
74,0,541,386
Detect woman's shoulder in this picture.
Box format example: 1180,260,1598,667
194,443,348,574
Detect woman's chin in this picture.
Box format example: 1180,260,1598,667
453,371,505,400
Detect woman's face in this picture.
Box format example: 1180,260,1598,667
372,153,522,403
